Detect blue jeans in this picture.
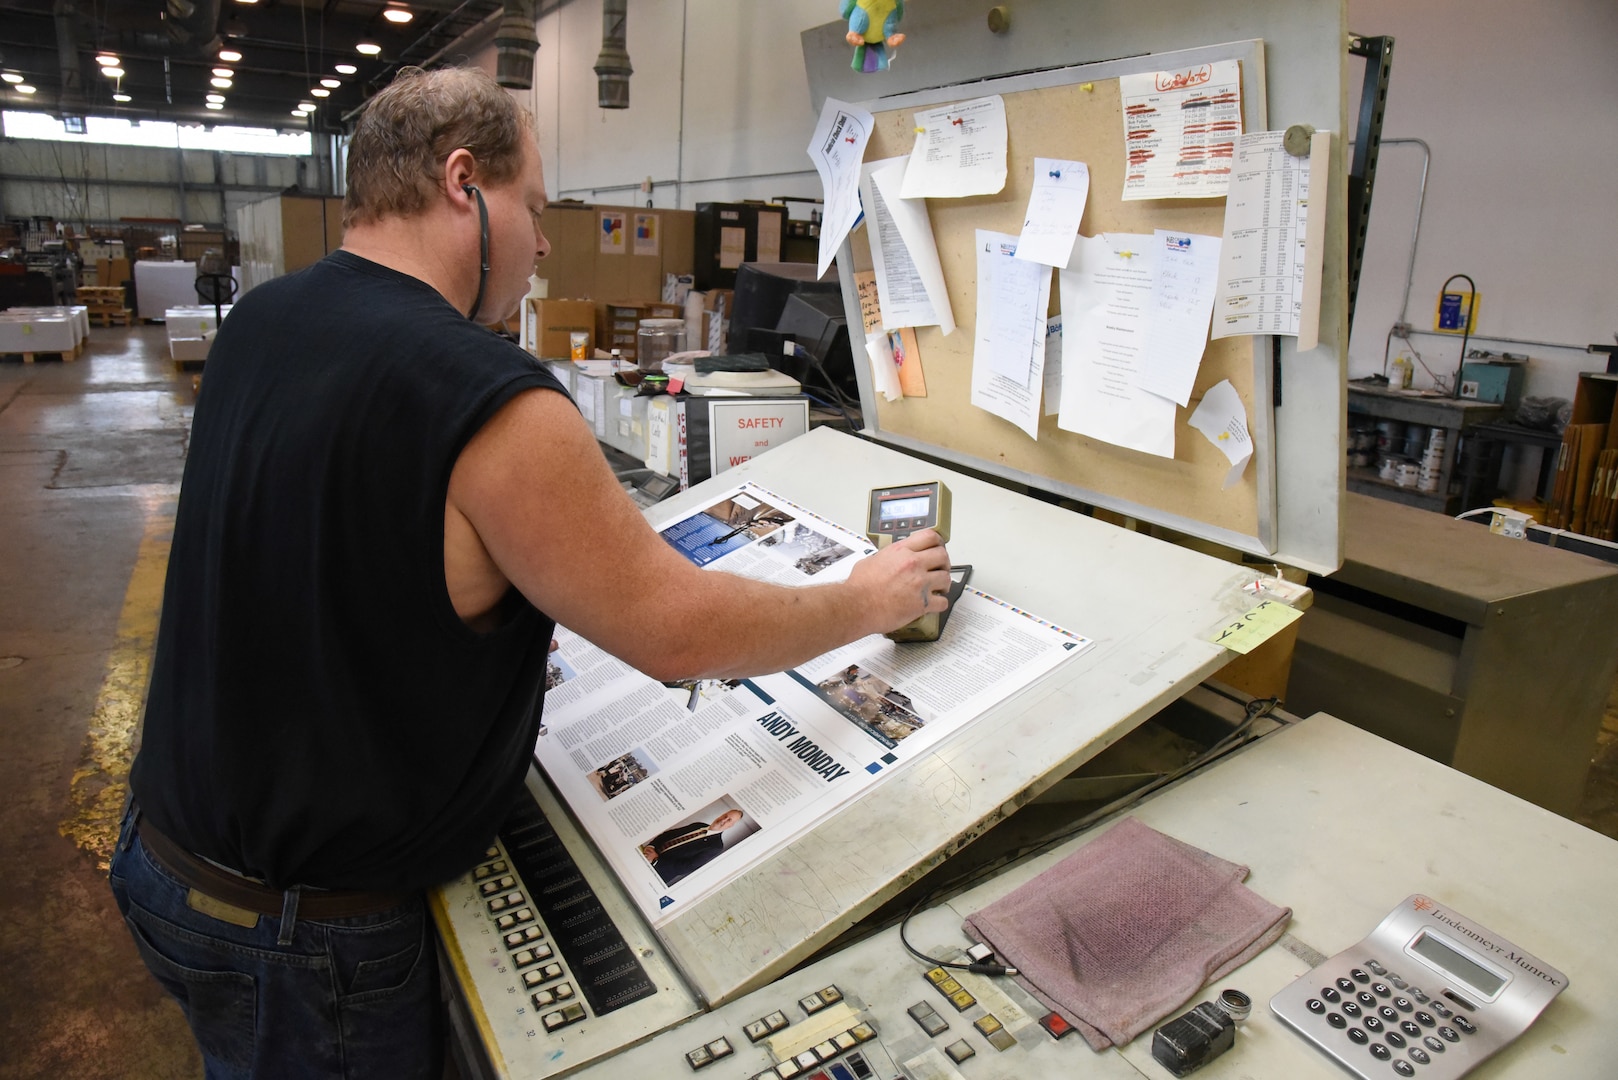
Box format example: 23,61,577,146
108,806,443,1079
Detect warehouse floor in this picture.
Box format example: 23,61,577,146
2,324,1616,1078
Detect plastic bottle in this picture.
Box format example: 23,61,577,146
1389,353,1413,390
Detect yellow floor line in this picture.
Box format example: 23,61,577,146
61,497,174,871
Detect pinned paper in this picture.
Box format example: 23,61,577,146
1212,130,1331,350
1042,315,1063,417
1120,60,1242,201
854,271,928,397
1015,159,1091,268
1209,599,1303,654
970,230,1049,439
900,96,1008,199
633,212,659,257
807,97,875,279
1135,230,1221,408
864,330,903,402
1188,378,1254,489
1056,233,1176,458
862,157,956,334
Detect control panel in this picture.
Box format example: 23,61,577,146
432,769,700,1079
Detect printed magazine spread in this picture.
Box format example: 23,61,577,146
537,483,1092,926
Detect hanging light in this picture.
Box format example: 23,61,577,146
113,92,132,102
16,85,37,94
212,67,235,78
101,66,125,78
205,102,224,110
311,87,329,98
334,63,357,75
320,78,341,88
355,42,381,56
219,48,243,63
2,73,22,84
297,101,316,112
290,109,305,117
206,93,226,103
96,54,121,66
383,3,413,23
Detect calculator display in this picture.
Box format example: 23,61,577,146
1408,931,1506,998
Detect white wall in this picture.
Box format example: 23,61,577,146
529,0,830,211
1347,0,1618,400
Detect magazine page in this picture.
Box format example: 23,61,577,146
536,483,1091,926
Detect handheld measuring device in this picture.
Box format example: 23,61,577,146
1270,894,1566,1079
866,482,959,643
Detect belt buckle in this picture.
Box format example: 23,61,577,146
186,887,261,928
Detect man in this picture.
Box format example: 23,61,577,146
109,65,950,1078
641,808,747,887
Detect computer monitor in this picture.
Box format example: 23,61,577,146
727,262,856,404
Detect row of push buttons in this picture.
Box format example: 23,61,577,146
476,846,586,1037
685,986,876,1077
1306,957,1480,1073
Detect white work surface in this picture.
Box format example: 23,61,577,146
578,713,1618,1079
640,428,1279,1004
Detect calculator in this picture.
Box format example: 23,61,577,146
1270,895,1566,1079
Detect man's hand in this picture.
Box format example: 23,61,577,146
846,529,953,637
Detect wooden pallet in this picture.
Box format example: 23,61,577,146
87,308,133,327
172,356,206,373
1,339,85,363
75,286,127,304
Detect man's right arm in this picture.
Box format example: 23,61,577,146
446,387,953,681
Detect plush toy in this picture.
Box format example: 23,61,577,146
843,0,905,73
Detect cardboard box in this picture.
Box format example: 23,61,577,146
535,203,695,303
96,257,132,287
595,301,681,362
526,298,597,359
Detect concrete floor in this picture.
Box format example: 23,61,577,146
2,323,1616,1078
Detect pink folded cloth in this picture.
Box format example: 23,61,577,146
963,816,1289,1051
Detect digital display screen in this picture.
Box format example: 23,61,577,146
880,495,932,521
1409,931,1506,997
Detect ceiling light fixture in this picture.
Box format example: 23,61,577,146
210,76,233,88
206,102,224,110
17,85,37,94
334,63,357,75
320,78,341,88
96,54,121,66
113,92,132,102
311,88,330,98
355,42,381,56
219,48,243,62
206,93,226,103
383,4,413,24
102,67,125,78
212,67,235,78
2,73,23,84
297,102,316,112
291,109,305,117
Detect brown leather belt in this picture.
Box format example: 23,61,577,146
138,817,412,920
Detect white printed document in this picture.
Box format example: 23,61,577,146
971,230,1050,439
1119,60,1243,201
1015,158,1091,268
860,157,956,334
1057,233,1176,458
1135,230,1222,408
807,97,875,279
900,96,1009,200
1212,129,1331,351
536,484,1090,926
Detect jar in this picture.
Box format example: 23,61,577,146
636,319,686,375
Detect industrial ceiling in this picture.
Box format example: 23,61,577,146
0,0,521,135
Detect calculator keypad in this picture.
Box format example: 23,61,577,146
1296,957,1482,1074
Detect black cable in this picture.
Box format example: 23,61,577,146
1441,273,1477,399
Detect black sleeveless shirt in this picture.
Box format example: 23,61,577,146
132,250,568,891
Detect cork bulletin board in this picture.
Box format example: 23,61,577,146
841,40,1276,548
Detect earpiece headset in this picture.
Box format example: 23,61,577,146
462,182,490,322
